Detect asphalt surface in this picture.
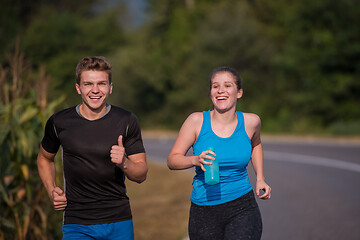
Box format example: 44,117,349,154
143,136,360,240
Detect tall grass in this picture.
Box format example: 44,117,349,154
0,41,64,240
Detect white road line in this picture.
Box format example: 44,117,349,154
265,151,360,173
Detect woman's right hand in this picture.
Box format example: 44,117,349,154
193,149,216,171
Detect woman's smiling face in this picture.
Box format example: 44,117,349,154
210,72,243,113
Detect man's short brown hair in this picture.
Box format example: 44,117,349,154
75,56,112,84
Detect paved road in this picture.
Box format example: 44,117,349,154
143,136,360,240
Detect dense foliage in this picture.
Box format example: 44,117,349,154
112,0,360,134
1,0,359,134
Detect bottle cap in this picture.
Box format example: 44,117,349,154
207,147,215,152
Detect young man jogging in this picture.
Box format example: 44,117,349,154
37,56,147,239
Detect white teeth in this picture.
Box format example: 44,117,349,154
90,96,101,99
217,97,227,100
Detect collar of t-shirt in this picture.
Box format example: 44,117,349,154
76,104,111,120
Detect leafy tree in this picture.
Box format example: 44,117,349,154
0,0,99,62
111,0,359,134
21,7,126,106
3,0,359,134
111,0,273,128
249,0,360,133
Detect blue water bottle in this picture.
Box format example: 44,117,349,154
204,147,219,185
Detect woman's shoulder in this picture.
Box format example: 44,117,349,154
188,111,203,119
185,112,204,126
242,112,260,120
242,112,261,127
177,112,204,140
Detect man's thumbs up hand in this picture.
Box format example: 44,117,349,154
110,135,125,165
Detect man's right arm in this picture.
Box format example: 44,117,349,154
37,146,67,210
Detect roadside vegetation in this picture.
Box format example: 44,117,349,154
0,45,64,239
1,0,359,135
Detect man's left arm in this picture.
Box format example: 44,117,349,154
121,152,147,183
110,135,148,183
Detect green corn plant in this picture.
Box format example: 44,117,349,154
0,44,64,240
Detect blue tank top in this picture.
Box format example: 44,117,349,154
191,110,253,206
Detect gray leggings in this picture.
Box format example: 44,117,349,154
188,191,262,240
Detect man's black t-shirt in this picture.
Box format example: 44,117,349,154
41,105,145,224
